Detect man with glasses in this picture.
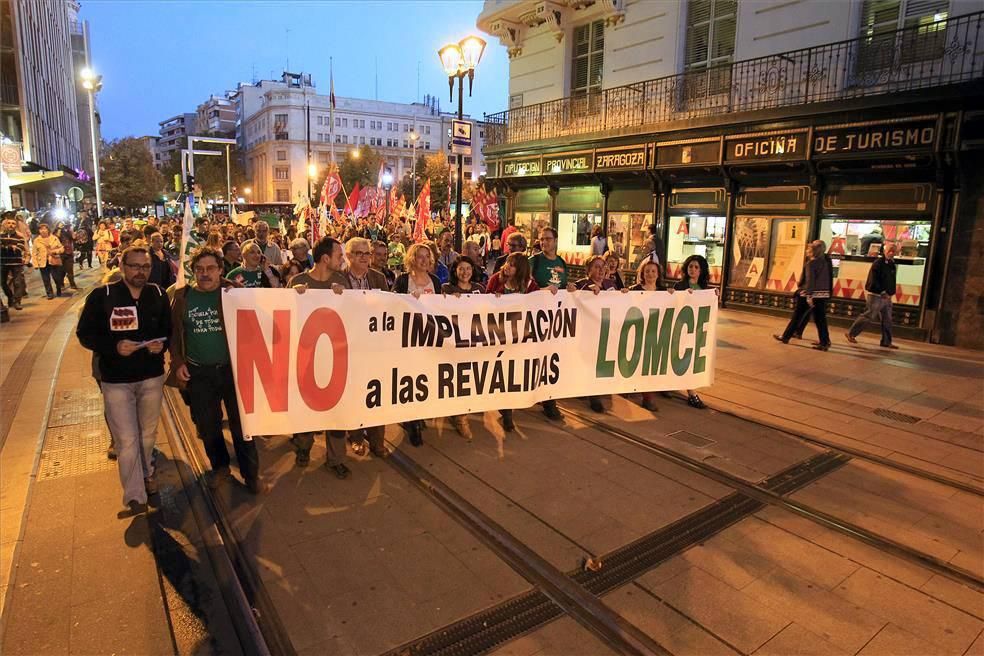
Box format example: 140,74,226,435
169,246,269,494
77,244,172,513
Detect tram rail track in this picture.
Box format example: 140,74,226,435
161,388,290,656
555,403,984,592
699,391,984,497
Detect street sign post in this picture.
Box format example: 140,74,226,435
451,119,472,156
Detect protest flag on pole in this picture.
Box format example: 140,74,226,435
413,180,430,242
176,196,199,287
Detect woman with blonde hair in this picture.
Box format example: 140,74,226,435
629,259,663,411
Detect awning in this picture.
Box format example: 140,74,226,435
8,171,86,197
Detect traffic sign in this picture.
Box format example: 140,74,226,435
451,119,472,156
67,186,84,202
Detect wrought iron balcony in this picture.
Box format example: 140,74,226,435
484,10,984,149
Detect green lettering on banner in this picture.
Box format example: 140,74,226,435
617,307,644,378
693,305,711,374
671,306,694,376
595,308,615,378
642,308,674,375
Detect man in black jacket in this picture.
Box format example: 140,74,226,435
846,244,898,349
77,244,171,511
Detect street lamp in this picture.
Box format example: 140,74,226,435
350,148,361,160
409,130,419,200
80,66,103,219
438,35,486,251
382,169,394,218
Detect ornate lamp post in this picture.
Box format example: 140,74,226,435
438,35,486,251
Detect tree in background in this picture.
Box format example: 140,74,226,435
399,153,451,211
338,146,383,194
100,137,163,211
160,142,247,200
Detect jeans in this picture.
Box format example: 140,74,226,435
38,265,64,297
77,244,93,268
102,375,164,505
0,264,25,305
187,363,259,483
849,293,893,346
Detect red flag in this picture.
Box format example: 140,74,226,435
345,181,361,215
414,180,430,242
323,166,343,206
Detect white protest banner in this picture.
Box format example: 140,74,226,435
221,289,718,436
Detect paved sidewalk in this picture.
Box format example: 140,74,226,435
0,268,239,655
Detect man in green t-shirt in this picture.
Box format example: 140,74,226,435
170,246,268,494
529,227,568,289
227,241,277,288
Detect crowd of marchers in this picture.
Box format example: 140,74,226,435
69,207,724,514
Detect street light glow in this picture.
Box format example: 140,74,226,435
460,36,487,71
243,187,252,195
80,67,94,81
381,172,394,187
409,131,419,142
350,149,361,160
308,163,317,178
438,43,463,76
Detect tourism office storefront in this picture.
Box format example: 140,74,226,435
484,109,984,346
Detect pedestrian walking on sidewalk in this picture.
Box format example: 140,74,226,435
775,240,832,350
76,244,171,511
169,246,269,494
55,222,79,290
32,224,65,299
1,215,27,310
846,244,899,349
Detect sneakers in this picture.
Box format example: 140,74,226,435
144,475,159,496
370,446,389,459
452,416,473,440
325,462,351,479
589,398,605,413
405,422,423,447
541,401,562,421
207,467,232,490
687,394,706,410
295,451,310,467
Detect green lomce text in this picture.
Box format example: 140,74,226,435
595,305,711,378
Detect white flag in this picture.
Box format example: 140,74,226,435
176,197,199,288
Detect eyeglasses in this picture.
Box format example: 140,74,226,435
350,250,371,257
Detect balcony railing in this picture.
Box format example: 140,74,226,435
484,10,983,148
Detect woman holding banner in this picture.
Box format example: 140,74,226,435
393,243,442,446
629,259,664,412
672,254,714,409
487,253,563,431
439,255,487,440
570,255,624,414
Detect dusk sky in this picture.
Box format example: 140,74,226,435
81,1,510,140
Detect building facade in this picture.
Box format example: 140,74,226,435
156,112,197,168
67,2,100,181
196,93,236,136
241,72,488,203
1,0,85,210
478,0,984,348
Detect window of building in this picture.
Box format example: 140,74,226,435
342,135,348,144
274,167,289,180
403,157,412,167
319,152,330,163
277,150,287,161
403,123,409,132
336,135,342,143
358,119,365,128
360,136,366,144
425,142,431,150
465,172,472,180
276,189,290,202
820,217,930,306
448,156,455,165
683,0,737,94
425,126,431,135
479,130,485,138
572,20,605,95
464,157,472,165
317,116,323,125
335,117,341,127
275,113,288,125
668,214,727,284
857,0,949,70
342,118,348,127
